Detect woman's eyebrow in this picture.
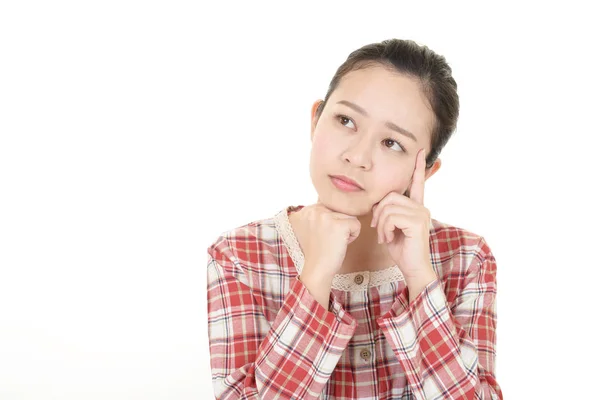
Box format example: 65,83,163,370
336,100,417,142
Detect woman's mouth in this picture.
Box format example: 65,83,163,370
329,175,364,192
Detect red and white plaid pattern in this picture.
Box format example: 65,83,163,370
207,205,502,399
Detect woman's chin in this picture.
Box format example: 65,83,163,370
317,194,371,217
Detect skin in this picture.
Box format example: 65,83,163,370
290,63,444,303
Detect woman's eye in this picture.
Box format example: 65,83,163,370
337,114,356,129
384,138,405,152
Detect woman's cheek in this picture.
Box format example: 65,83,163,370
312,130,337,159
379,171,411,197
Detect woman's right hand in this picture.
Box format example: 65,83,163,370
292,202,362,280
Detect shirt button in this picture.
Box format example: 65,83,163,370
354,274,364,285
360,348,371,361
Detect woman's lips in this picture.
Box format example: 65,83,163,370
329,175,363,192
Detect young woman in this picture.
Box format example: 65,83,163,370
206,39,502,399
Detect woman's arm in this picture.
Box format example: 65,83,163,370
377,238,503,399
207,253,356,399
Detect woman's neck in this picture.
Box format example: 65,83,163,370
339,218,396,274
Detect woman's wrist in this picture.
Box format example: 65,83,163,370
299,271,334,309
404,265,437,303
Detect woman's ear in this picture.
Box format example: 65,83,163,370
425,158,442,181
402,158,441,197
310,100,324,141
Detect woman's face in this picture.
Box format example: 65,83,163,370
309,64,439,216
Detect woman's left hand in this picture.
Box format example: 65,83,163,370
371,148,436,286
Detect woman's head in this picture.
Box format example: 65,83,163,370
309,39,459,216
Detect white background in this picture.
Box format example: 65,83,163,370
1,1,598,399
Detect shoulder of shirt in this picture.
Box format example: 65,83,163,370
429,217,497,275
428,218,499,306
206,211,293,278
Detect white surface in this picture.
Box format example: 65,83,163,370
1,1,598,398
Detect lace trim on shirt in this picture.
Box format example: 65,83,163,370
274,205,405,292
274,206,306,274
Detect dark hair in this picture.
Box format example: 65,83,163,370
316,39,459,169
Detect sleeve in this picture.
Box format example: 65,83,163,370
207,254,357,399
376,238,503,400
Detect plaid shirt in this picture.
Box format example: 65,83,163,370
206,205,502,399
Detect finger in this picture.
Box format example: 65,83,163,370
380,213,411,243
324,212,361,243
372,195,395,227
371,193,414,227
409,148,427,204
371,203,379,227
385,211,431,242
384,212,423,243
376,205,411,243
333,215,361,244
347,218,362,243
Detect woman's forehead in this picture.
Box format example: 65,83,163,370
330,66,435,144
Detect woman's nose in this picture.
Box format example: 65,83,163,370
343,136,373,169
